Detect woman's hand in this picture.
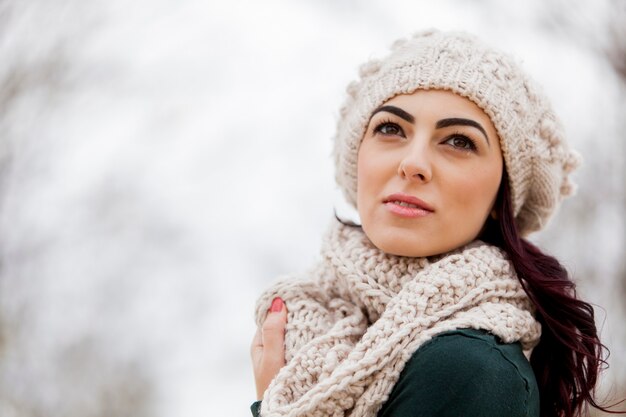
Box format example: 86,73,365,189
251,297,287,401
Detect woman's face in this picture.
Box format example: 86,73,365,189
357,89,503,257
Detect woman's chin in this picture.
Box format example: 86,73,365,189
369,237,435,258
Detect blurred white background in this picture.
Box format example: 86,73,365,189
0,0,624,416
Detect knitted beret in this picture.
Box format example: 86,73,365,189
333,29,581,236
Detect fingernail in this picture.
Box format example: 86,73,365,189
270,297,283,313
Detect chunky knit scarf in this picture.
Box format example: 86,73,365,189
255,219,541,417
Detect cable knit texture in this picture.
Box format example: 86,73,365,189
255,220,541,417
333,29,581,236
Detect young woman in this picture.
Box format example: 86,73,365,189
250,30,616,417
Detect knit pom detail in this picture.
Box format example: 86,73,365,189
411,29,439,39
563,150,582,173
540,117,562,147
358,59,382,77
560,177,577,197
559,150,581,196
390,37,409,51
345,80,360,98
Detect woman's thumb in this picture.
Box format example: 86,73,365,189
262,297,287,351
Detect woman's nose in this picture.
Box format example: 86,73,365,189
398,139,432,183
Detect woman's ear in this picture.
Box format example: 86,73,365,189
490,209,498,220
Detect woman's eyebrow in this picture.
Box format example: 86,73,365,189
370,105,415,124
436,118,490,146
370,108,491,146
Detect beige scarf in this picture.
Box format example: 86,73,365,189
255,219,541,417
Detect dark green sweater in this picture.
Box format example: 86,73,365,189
251,329,540,417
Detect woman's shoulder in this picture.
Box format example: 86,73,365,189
414,328,535,374
378,328,540,417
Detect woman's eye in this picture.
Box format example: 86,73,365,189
374,122,403,137
446,134,476,151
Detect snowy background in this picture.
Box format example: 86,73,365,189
0,0,624,416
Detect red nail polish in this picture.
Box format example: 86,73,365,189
270,297,283,312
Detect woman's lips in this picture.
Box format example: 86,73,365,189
383,193,434,218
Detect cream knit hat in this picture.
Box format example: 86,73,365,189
334,29,581,236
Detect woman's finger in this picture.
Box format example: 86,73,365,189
251,297,288,400
262,298,287,357
250,326,263,364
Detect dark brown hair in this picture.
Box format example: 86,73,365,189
481,173,623,417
